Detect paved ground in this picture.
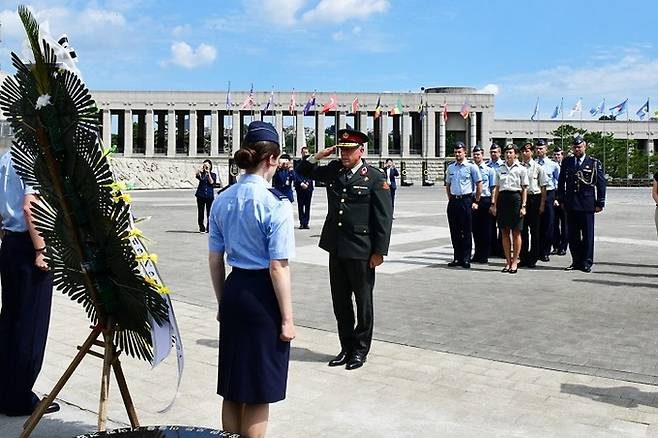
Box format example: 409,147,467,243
2,185,658,437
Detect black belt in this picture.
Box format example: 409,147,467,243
452,194,473,199
528,193,542,197
2,229,29,236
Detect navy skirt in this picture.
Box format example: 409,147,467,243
217,267,290,404
497,190,524,230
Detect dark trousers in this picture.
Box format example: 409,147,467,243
0,233,53,414
390,188,396,212
567,210,595,268
472,196,492,262
447,196,473,264
489,213,503,257
539,190,556,258
553,204,568,252
296,190,312,227
520,194,542,265
196,196,213,231
328,255,375,356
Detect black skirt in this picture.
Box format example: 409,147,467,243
217,267,290,404
497,191,524,230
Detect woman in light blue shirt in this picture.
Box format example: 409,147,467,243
208,121,295,438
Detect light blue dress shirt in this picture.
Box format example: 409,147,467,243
446,161,482,196
208,173,295,269
0,151,36,232
488,158,504,171
537,156,560,191
476,162,496,198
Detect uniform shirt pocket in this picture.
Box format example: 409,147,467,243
354,224,369,235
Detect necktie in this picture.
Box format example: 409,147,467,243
344,170,352,183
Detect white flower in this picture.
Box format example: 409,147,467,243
35,94,52,110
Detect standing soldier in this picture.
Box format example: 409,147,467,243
272,154,295,202
535,139,560,262
488,143,504,258
519,142,548,269
294,147,314,229
557,135,606,272
296,129,393,370
471,145,496,264
551,147,568,255
384,158,400,216
445,141,482,269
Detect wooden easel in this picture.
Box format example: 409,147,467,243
21,324,140,437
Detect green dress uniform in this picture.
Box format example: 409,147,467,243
296,131,393,367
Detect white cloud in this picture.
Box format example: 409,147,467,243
245,0,306,27
332,26,363,41
165,41,217,69
478,83,499,95
172,24,191,37
302,0,389,23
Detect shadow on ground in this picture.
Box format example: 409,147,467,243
0,414,96,438
561,383,658,408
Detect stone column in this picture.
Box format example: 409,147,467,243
316,112,325,150
102,109,111,150
295,112,305,156
337,111,346,129
232,111,240,153
380,113,389,157
401,113,411,157
123,108,133,157
480,109,492,149
359,112,368,157
189,109,197,158
167,108,176,157
470,111,478,149
431,110,439,158
275,110,285,148
210,109,219,156
145,109,154,157
649,136,655,156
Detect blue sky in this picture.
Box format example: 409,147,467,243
1,0,657,119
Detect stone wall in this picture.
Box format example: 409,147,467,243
109,156,447,189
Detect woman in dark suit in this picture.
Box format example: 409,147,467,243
195,159,216,232
208,121,295,438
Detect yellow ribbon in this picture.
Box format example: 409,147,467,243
112,193,132,204
135,253,158,264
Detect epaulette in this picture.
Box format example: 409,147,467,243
216,185,230,196
268,187,289,200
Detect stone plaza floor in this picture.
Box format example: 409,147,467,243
1,185,658,437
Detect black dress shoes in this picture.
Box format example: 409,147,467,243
581,265,592,273
447,261,461,267
540,255,550,262
346,353,366,370
557,250,567,256
328,351,350,367
565,264,580,271
461,262,471,269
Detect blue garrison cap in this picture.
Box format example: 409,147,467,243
453,141,466,150
572,135,585,146
244,121,279,145
536,138,547,146
472,145,484,153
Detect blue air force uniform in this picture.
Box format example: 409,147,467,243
0,151,54,415
272,166,295,202
296,129,393,368
209,122,295,403
471,146,496,263
445,144,482,267
487,153,505,257
556,136,606,272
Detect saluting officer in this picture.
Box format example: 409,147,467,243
296,129,393,371
445,142,482,269
471,145,496,264
557,135,606,272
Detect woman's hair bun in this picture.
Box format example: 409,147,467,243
234,147,256,169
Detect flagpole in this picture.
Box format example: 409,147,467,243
647,98,651,179
561,101,564,150
626,108,630,187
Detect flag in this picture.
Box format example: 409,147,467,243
636,99,649,120
263,89,274,112
351,96,359,114
288,89,295,113
460,102,470,119
609,98,628,117
302,92,316,115
530,97,539,121
389,98,403,115
418,96,424,120
321,94,337,113
442,102,448,122
568,98,582,117
374,96,382,119
241,83,254,109
589,98,606,116
550,98,563,119
225,81,231,110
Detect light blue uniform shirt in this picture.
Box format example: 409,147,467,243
488,158,504,172
476,162,496,198
208,173,295,270
445,161,481,196
536,156,560,191
0,151,36,232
